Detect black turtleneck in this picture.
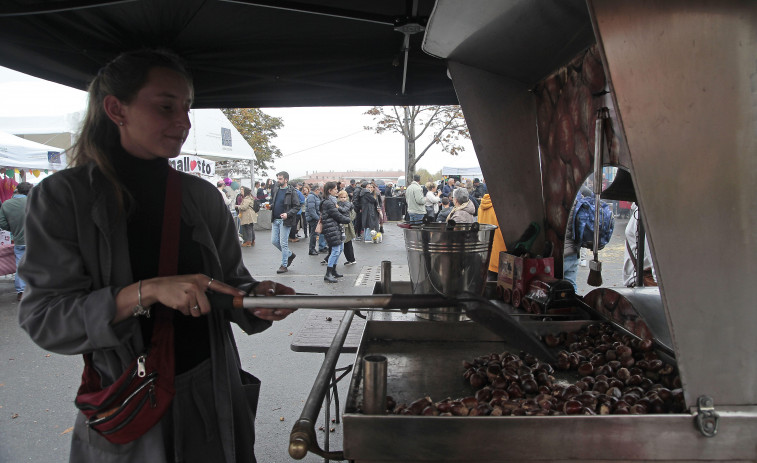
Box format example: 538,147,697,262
111,148,210,374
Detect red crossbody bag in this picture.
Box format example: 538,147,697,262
74,168,182,444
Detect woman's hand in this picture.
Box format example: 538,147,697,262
247,280,297,321
113,274,245,323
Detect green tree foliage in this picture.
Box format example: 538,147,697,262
364,106,470,182
220,108,284,176
415,168,433,185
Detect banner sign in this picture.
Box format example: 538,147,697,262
169,155,215,176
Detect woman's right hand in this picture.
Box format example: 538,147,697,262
113,274,246,323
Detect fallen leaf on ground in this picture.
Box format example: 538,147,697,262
11,413,19,419
61,427,73,435
45,354,51,358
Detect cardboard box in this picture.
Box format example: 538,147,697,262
497,252,554,307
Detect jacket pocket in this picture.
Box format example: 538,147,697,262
239,369,261,417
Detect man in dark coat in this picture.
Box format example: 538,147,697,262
345,179,356,199
359,183,380,242
351,180,365,239
270,171,300,273
472,178,488,200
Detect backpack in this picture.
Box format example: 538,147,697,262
252,198,261,213
573,194,615,250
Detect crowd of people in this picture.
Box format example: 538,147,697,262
214,174,494,275
403,174,488,223
216,174,392,283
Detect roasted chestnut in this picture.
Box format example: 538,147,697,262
563,399,583,415
460,396,478,409
469,373,486,389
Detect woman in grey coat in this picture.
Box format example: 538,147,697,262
18,49,295,463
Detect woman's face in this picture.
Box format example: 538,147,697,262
366,184,374,193
329,187,337,196
112,67,193,161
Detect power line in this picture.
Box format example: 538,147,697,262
280,129,365,157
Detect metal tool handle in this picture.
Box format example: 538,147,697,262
207,292,458,312
592,107,609,261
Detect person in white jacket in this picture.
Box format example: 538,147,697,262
623,203,656,286
424,181,441,218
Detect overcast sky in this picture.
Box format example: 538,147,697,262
0,66,480,179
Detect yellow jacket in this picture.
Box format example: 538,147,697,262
477,194,507,273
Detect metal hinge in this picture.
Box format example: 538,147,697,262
695,395,719,437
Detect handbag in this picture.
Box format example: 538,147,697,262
314,218,323,234
74,168,182,444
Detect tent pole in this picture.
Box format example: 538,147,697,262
250,159,255,190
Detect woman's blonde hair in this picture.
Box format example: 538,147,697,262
70,49,193,210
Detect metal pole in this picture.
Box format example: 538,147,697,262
636,209,646,287
404,107,410,186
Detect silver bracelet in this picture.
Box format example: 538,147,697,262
132,280,151,318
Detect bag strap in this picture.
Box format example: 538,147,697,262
153,167,182,323
80,168,181,380
159,168,182,277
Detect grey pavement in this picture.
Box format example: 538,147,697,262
0,219,627,463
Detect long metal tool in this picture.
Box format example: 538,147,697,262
208,292,558,362
208,293,461,312
588,107,609,286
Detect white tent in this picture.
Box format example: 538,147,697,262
0,109,254,161
442,166,483,181
0,109,255,183
0,131,66,171
183,109,255,162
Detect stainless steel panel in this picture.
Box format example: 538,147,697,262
590,0,757,406
447,61,545,251
344,411,757,461
424,0,594,85
343,318,757,461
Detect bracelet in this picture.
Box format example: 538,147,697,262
132,280,151,318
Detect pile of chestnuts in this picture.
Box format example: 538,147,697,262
388,322,684,416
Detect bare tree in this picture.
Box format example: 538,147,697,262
364,106,470,182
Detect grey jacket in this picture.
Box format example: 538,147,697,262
447,200,477,224
405,181,426,215
18,164,271,462
0,194,27,245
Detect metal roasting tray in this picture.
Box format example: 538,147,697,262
339,317,757,462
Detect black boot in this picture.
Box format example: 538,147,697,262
324,267,338,283
331,266,343,278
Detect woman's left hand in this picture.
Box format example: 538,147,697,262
248,280,297,321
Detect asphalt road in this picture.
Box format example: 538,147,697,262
0,218,628,463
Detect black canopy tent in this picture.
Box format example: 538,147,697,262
0,0,457,108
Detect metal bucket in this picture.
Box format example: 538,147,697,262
403,222,497,321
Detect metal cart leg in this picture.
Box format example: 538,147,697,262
332,369,341,424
